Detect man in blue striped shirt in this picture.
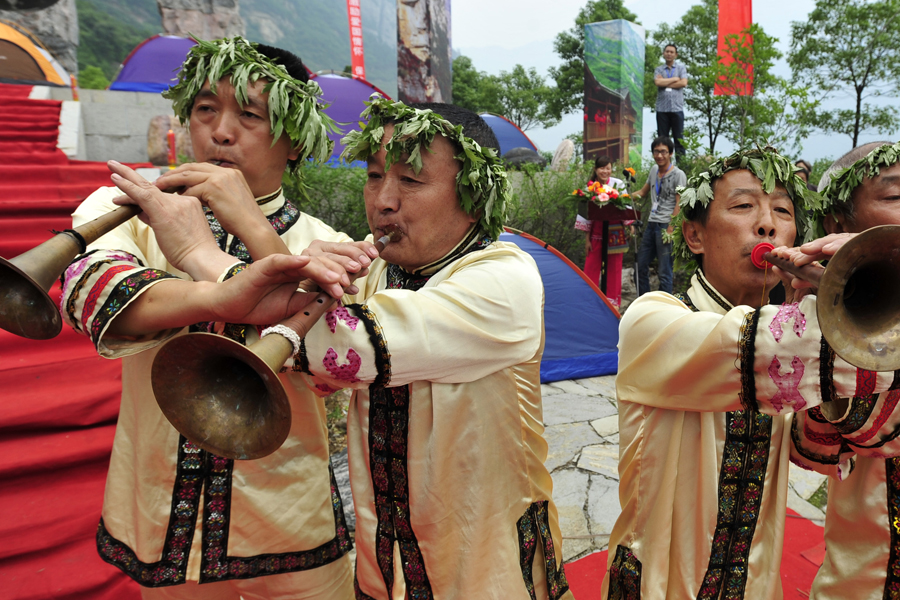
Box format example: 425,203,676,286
653,44,688,161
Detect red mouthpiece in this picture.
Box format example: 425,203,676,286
751,242,775,269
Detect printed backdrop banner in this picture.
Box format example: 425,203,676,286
396,0,452,103
583,20,645,166
347,0,366,80
714,0,753,95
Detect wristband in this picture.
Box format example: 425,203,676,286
261,324,302,356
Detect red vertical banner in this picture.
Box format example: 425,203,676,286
347,0,366,80
715,0,753,95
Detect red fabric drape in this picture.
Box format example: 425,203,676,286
0,82,141,599
715,0,753,96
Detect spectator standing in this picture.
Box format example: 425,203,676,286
794,158,817,191
634,136,685,295
654,44,688,161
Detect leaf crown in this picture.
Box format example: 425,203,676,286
813,141,900,242
340,96,510,240
163,36,339,175
669,145,819,269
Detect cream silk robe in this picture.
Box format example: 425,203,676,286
293,231,574,600
602,271,893,600
790,371,900,599
60,187,354,596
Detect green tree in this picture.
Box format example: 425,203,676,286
789,0,900,147
493,65,559,131
76,0,157,79
547,0,640,120
453,57,558,132
648,1,816,154
451,55,502,115
77,65,110,90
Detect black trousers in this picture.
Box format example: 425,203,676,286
656,111,684,158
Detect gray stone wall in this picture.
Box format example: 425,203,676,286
158,0,244,39
48,87,175,163
0,0,78,75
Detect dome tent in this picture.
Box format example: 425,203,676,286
310,71,391,163
479,113,539,156
0,20,67,86
109,35,197,93
500,229,620,382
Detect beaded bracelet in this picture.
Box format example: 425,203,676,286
260,324,302,356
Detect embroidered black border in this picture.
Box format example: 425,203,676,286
368,385,433,598
515,501,570,600
883,457,900,599
349,303,392,389
206,198,300,262
96,437,203,587
789,415,843,466
697,270,733,312
62,250,146,332
737,309,761,413
89,269,173,346
98,436,352,587
607,544,642,600
696,410,773,600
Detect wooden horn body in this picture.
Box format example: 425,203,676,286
0,205,141,339
764,224,900,371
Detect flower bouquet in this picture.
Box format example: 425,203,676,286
571,180,631,210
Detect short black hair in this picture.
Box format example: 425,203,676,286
664,44,677,53
255,43,310,84
593,156,612,169
651,136,674,154
407,103,500,153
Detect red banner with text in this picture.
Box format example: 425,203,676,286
347,0,366,80
715,0,753,95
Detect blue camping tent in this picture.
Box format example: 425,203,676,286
109,35,197,93
500,229,620,382
479,113,539,156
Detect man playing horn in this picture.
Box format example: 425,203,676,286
209,99,569,599
778,140,900,600
60,38,362,598
603,147,895,599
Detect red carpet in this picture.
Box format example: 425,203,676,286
0,82,142,599
564,508,825,599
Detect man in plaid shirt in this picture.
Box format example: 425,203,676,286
654,44,688,161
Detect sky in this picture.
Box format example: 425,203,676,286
450,0,898,164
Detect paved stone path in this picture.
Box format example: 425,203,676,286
543,375,830,563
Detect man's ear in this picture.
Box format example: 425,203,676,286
288,145,302,162
823,212,847,235
682,219,705,256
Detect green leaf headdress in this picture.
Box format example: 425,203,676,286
163,36,339,176
669,145,820,269
812,141,900,242
340,96,510,240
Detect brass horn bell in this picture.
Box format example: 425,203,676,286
151,332,293,460
816,224,900,372
0,205,141,339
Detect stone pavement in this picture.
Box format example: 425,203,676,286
543,375,830,563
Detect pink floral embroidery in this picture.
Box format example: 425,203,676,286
768,356,807,412
326,306,359,334
316,383,340,394
323,348,361,383
769,303,806,342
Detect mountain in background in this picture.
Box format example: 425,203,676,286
77,0,398,97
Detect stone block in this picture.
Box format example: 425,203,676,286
575,376,617,399
542,393,617,426
588,476,621,550
541,383,564,397
577,444,620,480
788,463,828,500
786,485,826,527
544,422,604,472
551,468,592,561
548,379,596,396
590,415,619,438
